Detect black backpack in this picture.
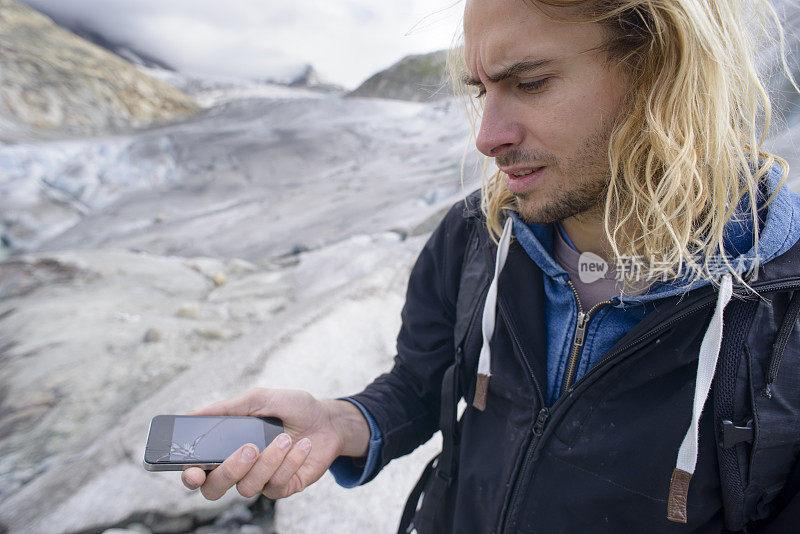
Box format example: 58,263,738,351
398,226,800,534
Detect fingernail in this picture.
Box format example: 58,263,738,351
242,444,257,461
276,433,291,450
184,474,200,489
298,438,311,452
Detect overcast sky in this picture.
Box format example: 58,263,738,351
21,0,464,89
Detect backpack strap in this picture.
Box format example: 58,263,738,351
397,362,461,534
714,289,800,531
419,363,461,528
398,454,437,533
713,296,760,530
454,224,490,351
398,220,485,534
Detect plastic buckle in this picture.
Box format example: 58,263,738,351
721,419,754,449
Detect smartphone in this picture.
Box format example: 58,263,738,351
143,414,284,471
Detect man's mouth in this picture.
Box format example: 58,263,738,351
501,166,545,178
501,166,547,194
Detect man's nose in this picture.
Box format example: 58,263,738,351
475,96,525,158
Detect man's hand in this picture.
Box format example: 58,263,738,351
180,388,371,500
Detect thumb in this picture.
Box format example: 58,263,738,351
182,467,206,490
187,389,278,417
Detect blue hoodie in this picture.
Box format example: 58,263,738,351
331,159,800,487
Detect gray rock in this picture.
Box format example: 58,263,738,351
194,328,227,341
214,503,252,526
176,303,200,319
143,328,163,343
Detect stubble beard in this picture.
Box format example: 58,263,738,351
512,172,609,225
508,119,614,225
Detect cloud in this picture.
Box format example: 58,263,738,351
19,0,463,89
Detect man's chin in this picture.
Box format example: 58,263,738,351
511,194,559,224
511,191,604,225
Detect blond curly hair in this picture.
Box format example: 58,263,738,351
448,0,798,294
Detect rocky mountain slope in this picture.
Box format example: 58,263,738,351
0,0,198,142
348,50,452,102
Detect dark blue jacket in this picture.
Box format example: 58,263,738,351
344,174,800,533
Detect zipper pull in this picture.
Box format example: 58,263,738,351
574,312,588,347
533,408,550,436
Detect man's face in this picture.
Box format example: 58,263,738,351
464,0,631,223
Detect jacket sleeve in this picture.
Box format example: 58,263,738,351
348,197,476,483
328,398,384,487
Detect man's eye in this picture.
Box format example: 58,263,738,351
518,78,550,92
472,78,550,100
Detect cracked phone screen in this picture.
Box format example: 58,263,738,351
167,417,268,462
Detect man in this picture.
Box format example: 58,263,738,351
180,0,800,531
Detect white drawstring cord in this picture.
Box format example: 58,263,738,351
667,272,734,523
473,216,514,410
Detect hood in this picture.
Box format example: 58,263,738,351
624,160,800,302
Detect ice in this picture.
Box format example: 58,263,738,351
0,79,480,533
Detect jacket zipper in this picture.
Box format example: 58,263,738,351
493,299,545,533
500,406,549,532
498,278,800,533
562,279,613,395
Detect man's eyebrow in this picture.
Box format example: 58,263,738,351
461,58,555,86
